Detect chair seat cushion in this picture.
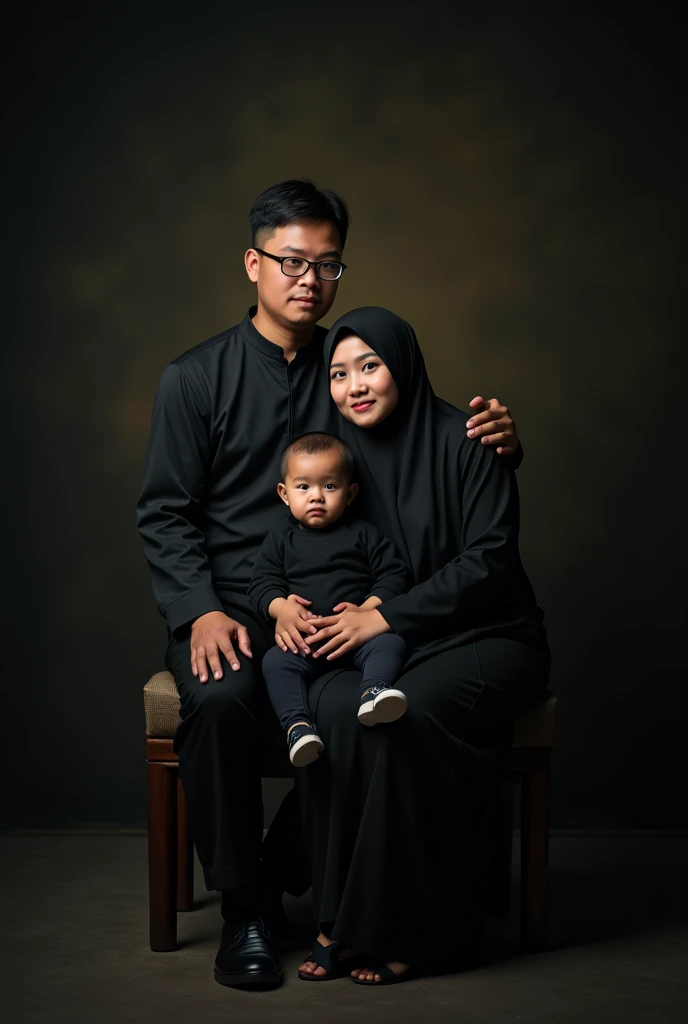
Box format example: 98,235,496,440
143,670,283,747
144,671,556,747
143,672,181,739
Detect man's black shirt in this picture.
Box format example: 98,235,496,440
136,308,337,631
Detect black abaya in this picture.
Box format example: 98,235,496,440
297,307,550,968
322,307,546,670
304,640,550,966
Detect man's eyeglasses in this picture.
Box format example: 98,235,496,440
255,248,347,281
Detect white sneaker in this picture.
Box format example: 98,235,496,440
287,723,325,767
357,685,408,727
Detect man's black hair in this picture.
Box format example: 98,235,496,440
281,432,355,482
250,180,349,250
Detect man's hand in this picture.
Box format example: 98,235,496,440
466,396,519,455
191,611,252,683
306,606,390,660
270,595,318,656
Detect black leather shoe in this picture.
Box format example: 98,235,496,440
221,883,293,946
214,917,282,988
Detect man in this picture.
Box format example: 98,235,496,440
136,179,521,988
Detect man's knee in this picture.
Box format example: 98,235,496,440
177,653,260,722
191,679,245,714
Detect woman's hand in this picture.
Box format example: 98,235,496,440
306,605,391,660
269,595,318,655
466,396,519,455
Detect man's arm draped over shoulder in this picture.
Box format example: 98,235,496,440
136,362,224,632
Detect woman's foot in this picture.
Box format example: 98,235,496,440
298,932,360,978
351,961,410,983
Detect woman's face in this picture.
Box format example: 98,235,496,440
329,334,399,428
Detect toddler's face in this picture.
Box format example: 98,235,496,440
278,450,357,529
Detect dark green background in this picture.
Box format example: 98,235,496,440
2,3,684,829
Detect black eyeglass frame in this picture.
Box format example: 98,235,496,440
254,248,347,281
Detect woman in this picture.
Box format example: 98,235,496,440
297,307,550,985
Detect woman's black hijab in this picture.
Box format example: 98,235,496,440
324,306,463,585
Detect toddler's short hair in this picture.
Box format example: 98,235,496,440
281,433,355,482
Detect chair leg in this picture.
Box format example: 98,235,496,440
520,764,551,950
488,778,515,916
147,761,178,951
176,776,195,912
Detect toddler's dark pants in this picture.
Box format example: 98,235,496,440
262,633,407,732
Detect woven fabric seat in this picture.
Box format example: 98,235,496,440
144,669,557,748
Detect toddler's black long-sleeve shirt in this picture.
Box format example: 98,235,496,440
248,515,409,620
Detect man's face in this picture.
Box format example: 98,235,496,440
278,449,358,529
329,334,400,428
245,219,342,329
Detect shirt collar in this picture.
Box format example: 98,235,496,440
242,307,326,364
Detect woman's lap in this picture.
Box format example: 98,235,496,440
301,637,549,966
310,636,548,746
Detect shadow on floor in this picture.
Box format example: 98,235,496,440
2,835,686,1023
478,833,688,967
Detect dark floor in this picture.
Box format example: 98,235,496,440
2,835,686,1023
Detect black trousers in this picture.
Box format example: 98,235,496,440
165,595,311,894
299,637,551,968
262,634,407,732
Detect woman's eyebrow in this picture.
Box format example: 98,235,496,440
330,351,378,368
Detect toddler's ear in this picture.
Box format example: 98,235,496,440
277,482,289,506
346,482,359,505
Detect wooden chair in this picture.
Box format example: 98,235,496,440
144,671,556,953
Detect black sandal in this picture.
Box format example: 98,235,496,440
351,964,413,986
298,939,354,982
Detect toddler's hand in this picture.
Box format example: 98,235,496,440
269,597,318,656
